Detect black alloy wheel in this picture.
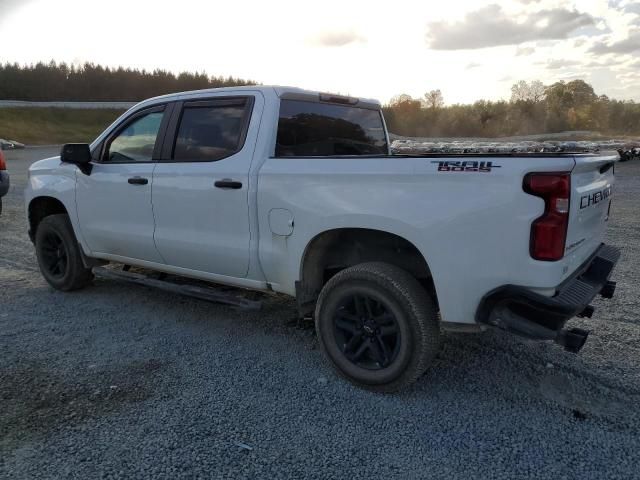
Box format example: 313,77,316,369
39,231,69,279
333,293,401,370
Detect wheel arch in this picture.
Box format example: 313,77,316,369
297,227,435,316
28,196,70,243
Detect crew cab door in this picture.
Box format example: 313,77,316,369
76,105,169,262
151,95,260,278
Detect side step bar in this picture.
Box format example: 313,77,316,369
93,266,262,311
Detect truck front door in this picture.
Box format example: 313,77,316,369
76,105,168,263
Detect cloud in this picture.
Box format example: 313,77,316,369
544,59,582,70
0,0,34,24
0,0,26,9
623,3,640,15
426,5,596,50
465,62,481,70
618,71,640,85
626,59,640,69
584,57,630,68
516,46,535,56
308,30,365,47
589,32,640,54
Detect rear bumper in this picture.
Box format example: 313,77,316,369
0,171,9,197
476,244,620,343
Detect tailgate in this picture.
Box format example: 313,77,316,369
565,153,617,264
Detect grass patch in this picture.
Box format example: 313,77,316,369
0,108,125,145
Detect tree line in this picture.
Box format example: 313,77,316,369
1,63,638,137
383,80,640,137
0,61,256,102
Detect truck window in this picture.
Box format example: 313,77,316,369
173,99,251,162
276,99,388,157
105,111,164,163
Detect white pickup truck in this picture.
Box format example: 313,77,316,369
25,86,620,391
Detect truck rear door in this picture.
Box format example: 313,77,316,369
151,94,262,278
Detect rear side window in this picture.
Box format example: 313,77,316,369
173,98,252,162
276,99,387,157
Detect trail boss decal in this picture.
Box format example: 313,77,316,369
580,186,611,209
431,160,502,172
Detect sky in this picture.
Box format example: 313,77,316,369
0,0,638,104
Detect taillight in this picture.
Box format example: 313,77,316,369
523,172,571,261
0,150,6,170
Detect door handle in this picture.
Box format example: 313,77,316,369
128,177,149,185
214,179,242,189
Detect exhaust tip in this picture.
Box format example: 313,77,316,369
577,305,595,318
555,327,590,353
600,280,616,299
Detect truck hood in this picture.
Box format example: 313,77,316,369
29,156,62,173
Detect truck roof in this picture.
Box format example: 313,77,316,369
134,86,381,111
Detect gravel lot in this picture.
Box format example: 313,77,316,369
1,147,639,479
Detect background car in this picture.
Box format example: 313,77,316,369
0,139,25,150
0,148,9,214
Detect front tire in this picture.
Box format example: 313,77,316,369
35,214,93,291
315,262,440,392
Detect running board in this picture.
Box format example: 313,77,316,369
93,266,262,311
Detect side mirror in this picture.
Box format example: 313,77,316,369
61,143,91,164
60,143,92,175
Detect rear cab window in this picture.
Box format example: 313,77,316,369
276,99,388,157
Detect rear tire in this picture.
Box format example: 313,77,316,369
35,214,93,291
315,262,440,392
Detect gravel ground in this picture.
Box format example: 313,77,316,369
1,147,639,479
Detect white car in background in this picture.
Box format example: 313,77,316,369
0,139,25,150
